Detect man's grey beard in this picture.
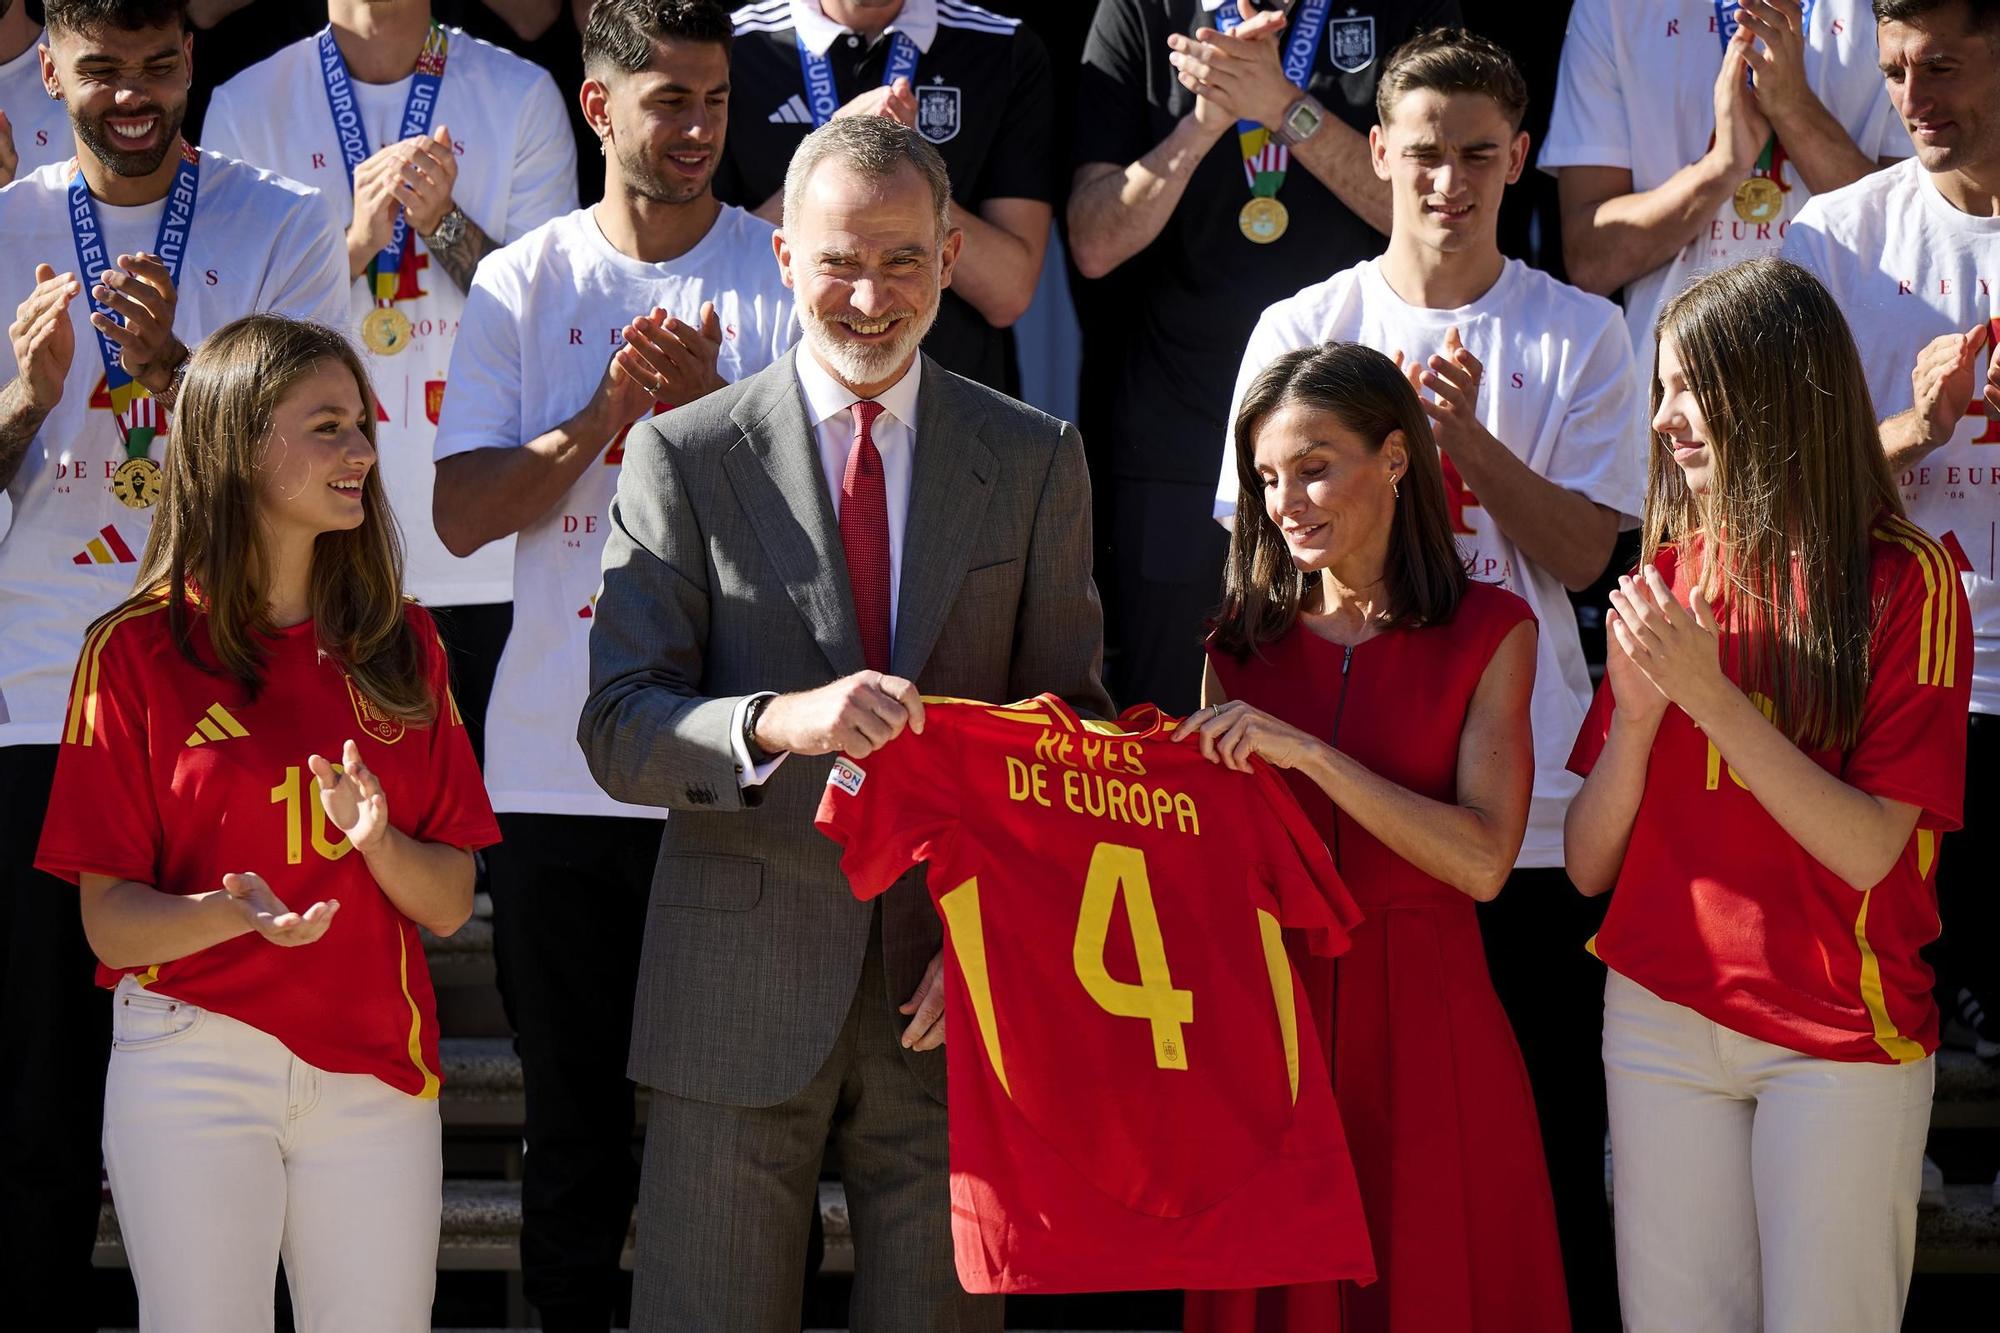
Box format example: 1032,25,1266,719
798,299,939,387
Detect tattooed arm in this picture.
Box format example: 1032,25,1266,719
0,265,78,490
421,210,501,295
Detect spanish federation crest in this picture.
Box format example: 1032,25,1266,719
344,676,407,745
916,79,961,145
1328,12,1376,74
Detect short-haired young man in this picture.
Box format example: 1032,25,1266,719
1212,30,1647,1327
202,0,579,764
432,2,794,1326
0,0,348,1318
1783,0,2000,1082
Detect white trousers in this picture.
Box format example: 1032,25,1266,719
101,976,442,1332
1602,970,1932,1333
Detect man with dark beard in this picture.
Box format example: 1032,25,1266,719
431,2,794,1326
0,2,346,1322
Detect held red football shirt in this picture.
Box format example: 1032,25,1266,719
814,695,1376,1295
36,597,501,1097
1568,518,1973,1063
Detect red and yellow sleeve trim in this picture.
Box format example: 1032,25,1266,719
62,597,171,748
1873,518,1960,690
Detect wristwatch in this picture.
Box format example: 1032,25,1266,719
742,694,777,766
1273,95,1329,148
424,205,468,250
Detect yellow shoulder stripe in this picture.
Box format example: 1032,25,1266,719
63,598,171,748
1873,521,1958,689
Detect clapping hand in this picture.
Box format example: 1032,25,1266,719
91,253,186,395
1412,327,1499,460
8,264,80,414
1908,322,1995,450
222,870,339,946
1606,566,1726,722
833,78,918,129
1169,7,1294,131
1732,0,1815,127
308,739,391,855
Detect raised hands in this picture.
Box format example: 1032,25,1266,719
308,738,392,855
8,263,80,414
1401,327,1497,460
346,125,461,276
1908,322,1995,451
1711,21,1773,177
1606,565,1725,723
833,77,918,129
598,300,726,431
222,870,339,947
90,253,186,395
1168,6,1294,132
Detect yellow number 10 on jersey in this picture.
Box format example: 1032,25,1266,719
938,841,1301,1102
269,765,354,864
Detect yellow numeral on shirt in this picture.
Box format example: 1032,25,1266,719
1073,842,1193,1070
268,766,354,865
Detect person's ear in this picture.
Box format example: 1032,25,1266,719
772,229,796,291
1368,122,1390,183
579,77,613,144
1506,129,1530,185
1383,429,1410,488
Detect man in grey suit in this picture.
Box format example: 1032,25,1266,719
579,115,1110,1330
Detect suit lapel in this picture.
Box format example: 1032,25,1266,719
893,362,996,681
721,351,866,677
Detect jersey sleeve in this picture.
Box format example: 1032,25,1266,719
975,27,1058,205
500,67,581,243
1250,763,1361,957
1566,673,1616,779
34,617,164,886
1074,0,1154,171
1537,0,1632,175
1546,304,1650,523
1843,532,1974,830
433,259,527,459
406,606,501,852
814,720,962,901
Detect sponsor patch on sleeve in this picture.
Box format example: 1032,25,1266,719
828,758,867,797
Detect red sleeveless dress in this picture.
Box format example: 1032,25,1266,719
1187,582,1569,1333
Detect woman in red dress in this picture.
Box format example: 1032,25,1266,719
1178,342,1568,1331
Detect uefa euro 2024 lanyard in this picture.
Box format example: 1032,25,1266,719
1217,0,1331,245
317,22,448,357
796,27,920,127
67,141,198,512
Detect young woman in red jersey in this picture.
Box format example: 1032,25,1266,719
1565,258,1970,1333
35,314,499,1331
1177,342,1569,1332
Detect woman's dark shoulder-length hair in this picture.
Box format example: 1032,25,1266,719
1210,342,1466,660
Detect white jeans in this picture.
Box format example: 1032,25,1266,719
101,976,442,1332
1602,970,1933,1333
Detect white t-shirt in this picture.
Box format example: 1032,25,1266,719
1540,0,1907,374
1213,258,1650,867
0,150,350,747
434,206,796,817
1784,157,2000,715
1,31,72,181
205,27,579,607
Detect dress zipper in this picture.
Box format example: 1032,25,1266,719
1327,643,1354,866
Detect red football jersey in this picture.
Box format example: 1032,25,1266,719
814,695,1376,1295
1569,517,1972,1063
36,596,500,1097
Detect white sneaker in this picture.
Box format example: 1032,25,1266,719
1921,1155,1947,1208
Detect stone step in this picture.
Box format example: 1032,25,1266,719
96,1178,856,1275
1932,1049,2000,1129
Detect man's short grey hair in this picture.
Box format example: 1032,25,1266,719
780,117,954,240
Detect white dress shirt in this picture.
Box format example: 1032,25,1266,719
731,347,924,785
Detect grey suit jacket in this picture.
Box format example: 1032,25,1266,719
579,348,1111,1108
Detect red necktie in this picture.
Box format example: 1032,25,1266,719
840,399,892,673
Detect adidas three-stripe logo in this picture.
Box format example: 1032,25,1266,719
769,94,812,124
185,702,249,747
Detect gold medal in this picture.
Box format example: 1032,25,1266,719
1733,176,1782,224
1239,196,1289,245
362,306,414,356
110,456,163,511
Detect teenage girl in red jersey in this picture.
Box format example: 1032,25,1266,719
35,314,499,1331
1566,258,1971,1333
1178,342,1568,1332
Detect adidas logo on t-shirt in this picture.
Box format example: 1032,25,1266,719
768,94,812,125
184,701,250,748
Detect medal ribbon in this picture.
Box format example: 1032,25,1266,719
1714,0,1812,186
67,142,199,458
1218,0,1331,198
317,22,449,305
796,29,920,128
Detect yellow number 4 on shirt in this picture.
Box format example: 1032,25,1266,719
1073,842,1194,1070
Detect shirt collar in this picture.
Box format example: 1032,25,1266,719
1199,0,1230,10
790,0,939,57
795,343,923,433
